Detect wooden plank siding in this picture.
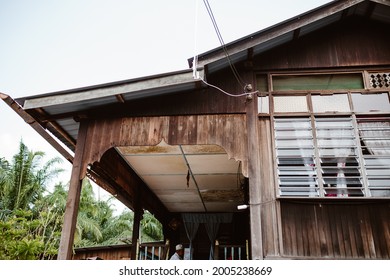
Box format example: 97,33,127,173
79,69,247,121
82,114,248,177
258,117,280,258
253,17,390,71
280,201,390,259
73,245,133,260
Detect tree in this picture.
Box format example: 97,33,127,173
0,141,164,259
140,211,163,242
0,140,63,212
0,141,65,259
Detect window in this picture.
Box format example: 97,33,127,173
258,96,269,114
272,73,364,91
274,118,318,197
274,96,308,113
357,118,390,197
352,93,390,112
315,117,363,197
271,94,390,198
312,94,350,113
258,71,390,198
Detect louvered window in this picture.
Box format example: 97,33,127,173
315,117,363,197
274,117,390,198
357,118,390,197
275,118,318,197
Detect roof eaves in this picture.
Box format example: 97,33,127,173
18,68,204,111
189,0,367,69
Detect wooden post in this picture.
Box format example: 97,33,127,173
130,191,142,259
246,94,264,260
57,121,89,260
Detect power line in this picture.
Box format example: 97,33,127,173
202,0,246,88
200,76,258,98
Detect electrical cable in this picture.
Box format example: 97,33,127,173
202,0,246,88
193,0,200,79
199,76,258,97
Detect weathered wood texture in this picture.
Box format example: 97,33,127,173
253,17,390,70
246,96,263,259
82,114,248,176
280,201,390,259
57,121,89,260
72,244,133,260
82,69,247,120
258,117,280,258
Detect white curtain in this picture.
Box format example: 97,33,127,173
182,214,200,260
205,221,220,260
182,213,232,260
318,123,354,197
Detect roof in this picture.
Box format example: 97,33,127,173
13,68,205,153
190,0,390,73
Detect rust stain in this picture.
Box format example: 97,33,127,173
200,189,244,202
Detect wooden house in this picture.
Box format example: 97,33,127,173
2,0,390,259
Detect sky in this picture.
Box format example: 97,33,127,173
0,0,332,210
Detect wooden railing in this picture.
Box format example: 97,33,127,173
214,240,249,260
136,239,170,260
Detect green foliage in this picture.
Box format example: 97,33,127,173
0,209,55,259
140,211,163,242
0,140,63,212
0,140,164,259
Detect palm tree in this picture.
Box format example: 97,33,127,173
140,211,163,242
0,140,63,212
71,179,103,246
100,209,134,245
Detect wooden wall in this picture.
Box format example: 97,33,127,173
279,201,390,259
73,244,132,260
83,114,248,176
84,69,247,120
254,16,390,71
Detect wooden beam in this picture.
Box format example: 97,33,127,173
0,93,74,163
131,192,142,259
246,94,264,260
57,121,89,260
22,69,204,109
116,94,125,103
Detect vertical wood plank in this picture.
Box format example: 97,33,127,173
131,192,142,260
258,117,279,257
57,120,89,260
245,95,263,259
340,205,352,258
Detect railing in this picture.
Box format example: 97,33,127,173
136,239,170,260
214,240,249,260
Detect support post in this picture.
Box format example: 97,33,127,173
130,191,142,260
246,94,264,260
57,121,89,260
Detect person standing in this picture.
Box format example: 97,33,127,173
170,244,184,260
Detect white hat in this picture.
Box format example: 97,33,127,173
175,244,183,251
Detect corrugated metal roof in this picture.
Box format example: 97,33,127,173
13,68,205,152
17,68,204,113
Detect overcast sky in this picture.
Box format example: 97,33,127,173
0,0,332,207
